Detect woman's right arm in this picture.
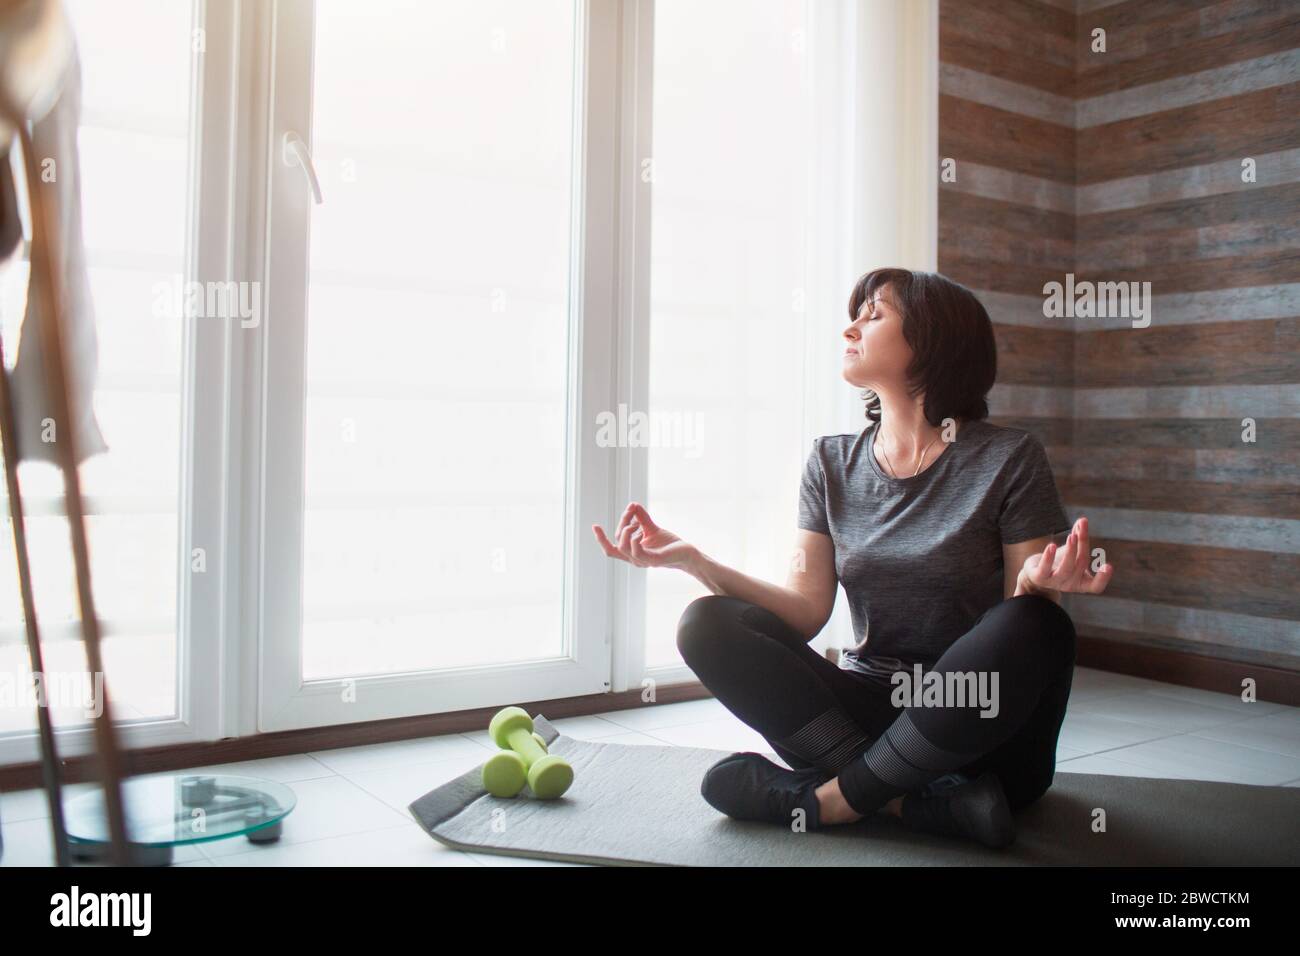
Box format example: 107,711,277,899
686,529,837,642
593,503,837,642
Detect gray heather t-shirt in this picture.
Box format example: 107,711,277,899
797,418,1070,681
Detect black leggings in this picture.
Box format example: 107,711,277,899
676,592,1077,814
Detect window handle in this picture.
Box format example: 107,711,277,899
281,131,323,204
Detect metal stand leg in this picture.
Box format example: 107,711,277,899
0,120,133,866
0,332,72,868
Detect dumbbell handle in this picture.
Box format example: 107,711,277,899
505,726,548,767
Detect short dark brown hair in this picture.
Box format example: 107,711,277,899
847,267,997,427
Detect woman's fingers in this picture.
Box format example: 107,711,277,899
1065,516,1112,594
1036,516,1114,596
1042,537,1070,584
592,528,626,564
630,502,660,535
1081,530,1113,593
1030,532,1077,590
628,519,657,567
612,502,636,542
595,502,661,568
592,524,632,563
594,502,678,569
628,523,651,564
1053,529,1080,583
1071,517,1093,588
1060,528,1081,580
1028,541,1057,587
625,520,655,567
1059,521,1086,588
1086,563,1114,594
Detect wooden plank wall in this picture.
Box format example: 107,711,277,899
938,0,1299,675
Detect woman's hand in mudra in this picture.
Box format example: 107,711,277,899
592,502,697,571
1016,515,1113,598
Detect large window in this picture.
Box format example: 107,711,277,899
643,0,812,668
0,0,874,755
299,0,577,680
0,0,193,736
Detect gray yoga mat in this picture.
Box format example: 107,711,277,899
408,715,1300,866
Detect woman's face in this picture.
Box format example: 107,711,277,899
842,284,912,389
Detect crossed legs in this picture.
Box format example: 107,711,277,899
676,592,1077,823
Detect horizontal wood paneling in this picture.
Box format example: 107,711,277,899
1076,627,1300,698
946,0,1076,91
993,324,1075,386
1075,184,1300,288
939,96,1076,183
940,223,1073,273
1077,82,1300,184
987,415,1074,447
1076,182,1300,243
1098,540,1298,620
1074,319,1300,387
1061,445,1300,485
936,254,1071,296
1072,251,1300,294
1071,419,1300,448
942,189,1074,242
940,0,1300,678
1075,0,1300,96
942,0,1075,97
1062,477,1300,521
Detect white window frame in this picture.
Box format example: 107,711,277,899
254,0,621,731
0,0,240,765
607,0,654,693
0,0,936,761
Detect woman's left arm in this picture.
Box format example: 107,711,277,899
1002,515,1114,603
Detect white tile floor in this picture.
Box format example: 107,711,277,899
2,666,1298,867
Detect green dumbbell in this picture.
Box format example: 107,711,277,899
482,706,573,799
481,728,552,798
482,749,528,797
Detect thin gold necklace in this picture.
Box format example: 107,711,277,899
876,426,942,478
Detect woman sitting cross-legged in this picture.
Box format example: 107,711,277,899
592,267,1113,849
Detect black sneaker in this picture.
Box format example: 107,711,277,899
700,752,831,829
900,771,1016,849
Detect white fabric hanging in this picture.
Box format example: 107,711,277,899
7,42,106,465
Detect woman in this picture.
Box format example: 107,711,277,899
592,267,1113,848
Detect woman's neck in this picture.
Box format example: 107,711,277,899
873,392,948,459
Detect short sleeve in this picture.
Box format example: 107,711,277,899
997,434,1070,544
797,442,830,535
